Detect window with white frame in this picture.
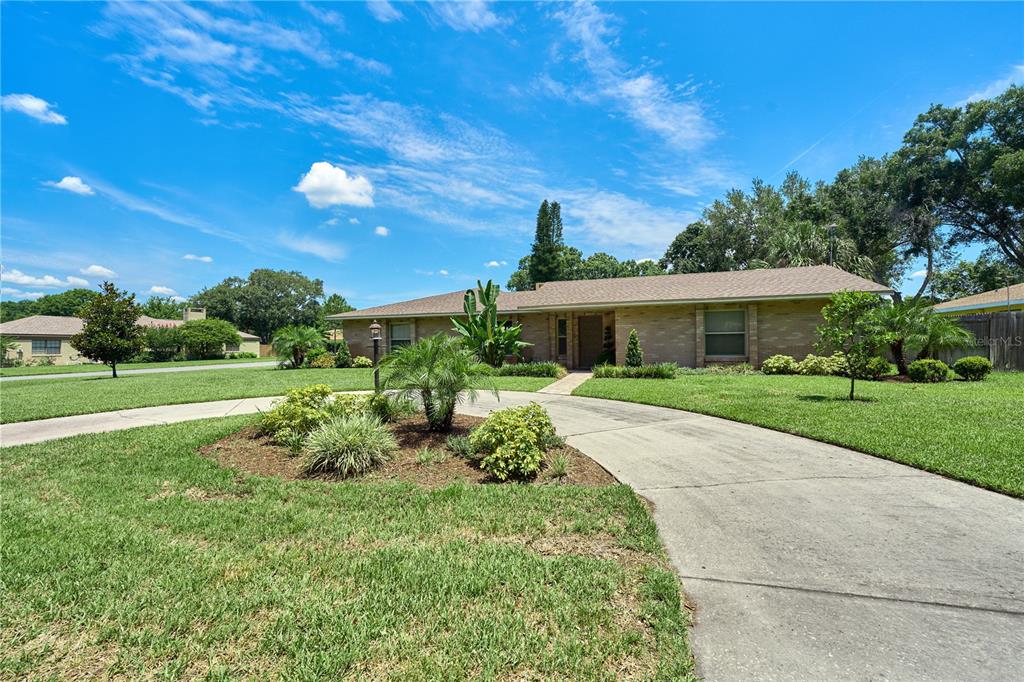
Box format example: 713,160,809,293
704,310,746,357
389,323,412,351
31,338,61,355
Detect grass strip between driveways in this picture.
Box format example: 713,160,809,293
0,369,555,424
0,417,693,680
0,357,278,377
574,372,1024,498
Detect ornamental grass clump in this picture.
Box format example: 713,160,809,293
256,385,371,452
470,403,559,481
303,413,398,477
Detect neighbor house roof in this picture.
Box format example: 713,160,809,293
330,265,893,320
0,314,259,340
933,282,1024,314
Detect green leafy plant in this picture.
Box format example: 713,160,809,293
594,325,616,366
592,362,676,379
227,351,258,359
446,435,476,460
912,315,975,360
796,353,848,376
705,363,757,375
145,326,183,362
853,356,894,380
908,358,950,383
869,298,930,375
69,281,146,378
761,354,798,375
494,361,566,378
415,447,447,465
308,352,337,369
547,453,569,479
471,403,557,480
817,291,889,399
302,413,398,477
381,334,490,432
257,385,370,449
272,325,325,368
179,318,241,360
366,392,418,423
450,279,530,367
953,356,993,381
352,355,373,368
625,328,644,367
332,339,353,368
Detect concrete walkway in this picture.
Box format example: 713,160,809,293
537,370,593,395
3,391,1022,680
0,360,278,382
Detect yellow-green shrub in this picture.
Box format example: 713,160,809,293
470,403,558,480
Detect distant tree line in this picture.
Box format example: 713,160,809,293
508,86,1024,300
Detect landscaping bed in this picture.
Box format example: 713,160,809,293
202,414,615,488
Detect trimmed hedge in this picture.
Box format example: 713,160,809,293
953,356,992,382
495,361,566,378
593,363,677,379
908,358,949,383
761,355,798,375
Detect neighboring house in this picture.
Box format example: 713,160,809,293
329,265,892,369
933,282,1024,315
0,307,260,365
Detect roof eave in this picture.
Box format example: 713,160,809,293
934,298,1024,314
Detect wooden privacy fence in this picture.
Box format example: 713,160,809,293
938,311,1024,371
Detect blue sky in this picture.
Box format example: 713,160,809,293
2,1,1021,307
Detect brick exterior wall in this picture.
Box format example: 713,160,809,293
614,304,698,366
754,298,828,364
517,313,551,363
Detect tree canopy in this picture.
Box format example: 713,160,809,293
192,269,324,342
1,288,100,322
69,282,145,378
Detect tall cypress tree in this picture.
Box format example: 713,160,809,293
549,201,564,247
529,200,560,285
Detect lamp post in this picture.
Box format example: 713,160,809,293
369,320,382,392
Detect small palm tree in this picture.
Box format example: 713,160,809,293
911,314,974,360
271,325,325,368
380,333,492,432
870,298,929,375
758,220,874,278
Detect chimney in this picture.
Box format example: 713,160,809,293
183,307,207,321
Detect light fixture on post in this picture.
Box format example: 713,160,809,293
369,320,382,392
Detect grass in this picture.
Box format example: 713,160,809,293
0,369,555,424
0,356,277,377
574,372,1024,498
0,418,693,680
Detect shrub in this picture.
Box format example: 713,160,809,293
145,326,183,361
953,356,992,381
352,355,373,368
333,339,353,368
257,385,370,448
760,354,797,375
625,329,643,367
415,447,447,465
446,435,476,460
907,358,950,383
450,279,529,366
366,392,418,423
303,413,398,477
547,453,569,479
308,352,337,369
179,318,240,360
227,351,258,359
594,325,615,366
470,362,496,376
272,325,325,368
592,363,677,379
471,403,557,480
494,361,566,378
852,356,894,381
796,353,846,376
705,363,756,375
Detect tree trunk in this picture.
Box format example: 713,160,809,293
849,374,856,401
111,361,118,379
912,240,935,300
890,339,908,375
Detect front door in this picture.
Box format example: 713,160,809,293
577,315,604,368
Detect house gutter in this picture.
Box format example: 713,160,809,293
934,299,1024,314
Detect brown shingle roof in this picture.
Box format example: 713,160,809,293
933,282,1024,313
331,265,892,320
0,314,259,340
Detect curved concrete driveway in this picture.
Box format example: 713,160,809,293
2,391,1022,680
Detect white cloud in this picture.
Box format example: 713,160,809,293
962,64,1024,104
0,267,88,289
553,2,713,152
485,260,508,268
293,161,374,208
374,225,390,237
1,287,45,300
171,295,188,303
911,269,929,278
438,269,450,276
367,1,403,23
81,264,117,278
45,176,95,195
558,188,697,253
431,1,506,32
150,285,178,296
183,254,213,262
1,93,67,124
279,232,347,262
348,217,360,224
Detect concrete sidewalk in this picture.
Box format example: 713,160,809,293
3,390,1022,680
0,360,278,382
536,370,592,395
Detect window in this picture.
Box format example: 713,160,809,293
31,339,61,355
557,319,568,355
705,310,746,357
389,323,412,351
225,343,240,353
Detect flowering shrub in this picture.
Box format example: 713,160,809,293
796,353,847,376
352,355,373,368
308,353,337,369
470,403,558,480
761,355,797,375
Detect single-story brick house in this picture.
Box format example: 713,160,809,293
330,265,892,369
0,307,260,366
933,282,1024,315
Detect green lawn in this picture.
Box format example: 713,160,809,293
0,418,692,680
574,372,1024,498
0,356,278,377
0,369,555,424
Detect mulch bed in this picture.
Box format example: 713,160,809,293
199,414,616,488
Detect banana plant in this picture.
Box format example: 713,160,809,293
450,279,530,367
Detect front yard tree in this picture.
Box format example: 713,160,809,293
625,329,644,367
179,318,241,360
528,200,562,286
272,325,324,368
450,280,529,367
70,282,145,378
817,291,887,400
